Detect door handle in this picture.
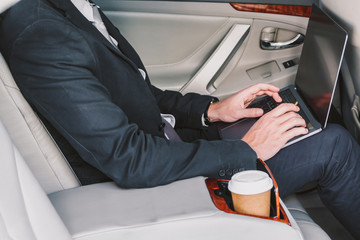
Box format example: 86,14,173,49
261,33,305,50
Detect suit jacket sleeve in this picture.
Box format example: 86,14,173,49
151,86,217,129
8,19,257,188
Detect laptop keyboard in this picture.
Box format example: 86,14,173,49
250,89,295,113
249,89,312,129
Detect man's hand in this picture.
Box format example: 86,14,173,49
207,83,282,123
206,83,307,160
242,103,308,160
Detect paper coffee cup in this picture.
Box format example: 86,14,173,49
228,170,273,217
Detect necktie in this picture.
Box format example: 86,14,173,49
90,3,118,47
161,116,182,142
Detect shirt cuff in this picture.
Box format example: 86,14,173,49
201,113,208,127
202,98,219,127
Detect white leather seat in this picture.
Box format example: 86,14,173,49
0,53,80,194
0,119,328,240
284,195,331,240
0,121,72,240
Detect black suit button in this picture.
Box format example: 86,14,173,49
159,122,165,131
226,169,232,176
219,169,225,177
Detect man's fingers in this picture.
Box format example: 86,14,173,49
245,84,282,103
276,111,304,125
249,83,280,93
279,115,307,132
271,92,282,102
267,105,306,134
284,127,309,141
239,108,264,118
269,103,300,117
251,90,282,99
248,85,279,96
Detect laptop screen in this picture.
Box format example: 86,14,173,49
295,4,348,128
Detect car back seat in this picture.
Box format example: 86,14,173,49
0,0,329,235
0,49,330,239
0,121,72,240
1,118,329,240
0,53,80,194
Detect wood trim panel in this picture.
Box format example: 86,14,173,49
205,178,290,225
230,3,311,17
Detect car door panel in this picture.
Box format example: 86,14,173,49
211,18,306,98
97,0,309,99
106,11,233,91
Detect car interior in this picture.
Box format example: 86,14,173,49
0,0,359,239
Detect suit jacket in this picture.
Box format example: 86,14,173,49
0,0,257,188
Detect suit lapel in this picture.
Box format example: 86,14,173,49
45,0,139,70
99,8,153,86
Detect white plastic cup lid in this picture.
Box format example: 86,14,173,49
228,170,273,195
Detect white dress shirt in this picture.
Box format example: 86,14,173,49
70,0,178,135
71,0,118,47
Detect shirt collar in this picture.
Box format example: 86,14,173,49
70,0,95,22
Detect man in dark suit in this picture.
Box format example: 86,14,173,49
1,0,360,237
0,0,305,187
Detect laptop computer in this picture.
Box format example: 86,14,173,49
219,4,348,148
